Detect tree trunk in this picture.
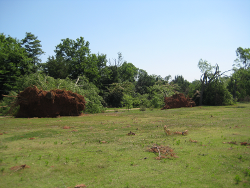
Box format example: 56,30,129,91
199,73,206,106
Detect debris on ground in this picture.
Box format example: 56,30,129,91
161,93,195,110
99,140,107,144
10,164,30,172
147,144,178,159
223,141,237,145
223,141,250,146
189,138,198,143
74,184,87,188
164,125,188,136
13,86,85,118
241,142,250,146
127,131,136,136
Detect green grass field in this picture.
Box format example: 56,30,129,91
0,104,250,188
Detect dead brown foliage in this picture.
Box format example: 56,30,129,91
161,93,195,110
10,164,30,172
147,144,178,159
189,138,198,143
14,86,85,118
127,131,136,136
164,125,188,136
75,184,87,188
241,142,250,146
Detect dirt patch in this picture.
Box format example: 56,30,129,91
161,93,195,110
14,86,85,118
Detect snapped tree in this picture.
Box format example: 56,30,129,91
197,59,232,106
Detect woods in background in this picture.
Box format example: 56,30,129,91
1,32,250,114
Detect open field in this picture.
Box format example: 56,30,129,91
0,104,250,187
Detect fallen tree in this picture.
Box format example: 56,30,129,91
161,93,195,110
14,86,85,118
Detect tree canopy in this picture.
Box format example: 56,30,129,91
0,33,32,99
234,47,250,69
21,32,45,72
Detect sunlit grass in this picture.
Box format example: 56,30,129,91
0,103,250,187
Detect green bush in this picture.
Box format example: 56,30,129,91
0,91,18,115
203,80,234,106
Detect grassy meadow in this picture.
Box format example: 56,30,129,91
0,103,250,187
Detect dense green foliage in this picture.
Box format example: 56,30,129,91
1,32,249,113
0,34,32,99
171,75,190,95
227,67,250,100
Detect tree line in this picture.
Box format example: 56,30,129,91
1,32,250,114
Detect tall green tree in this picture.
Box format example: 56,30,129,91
234,47,250,69
53,37,107,85
21,32,45,72
118,62,138,82
43,55,70,79
171,75,190,95
0,33,32,99
227,67,250,100
135,69,156,95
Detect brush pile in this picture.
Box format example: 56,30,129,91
14,86,86,118
147,144,178,160
164,125,188,136
161,93,195,110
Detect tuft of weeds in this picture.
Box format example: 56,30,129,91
234,175,241,184
244,169,250,177
65,157,69,163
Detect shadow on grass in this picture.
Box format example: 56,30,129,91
225,106,246,108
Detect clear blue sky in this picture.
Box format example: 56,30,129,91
1,0,249,82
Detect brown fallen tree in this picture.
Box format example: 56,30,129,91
161,93,195,110
12,86,86,118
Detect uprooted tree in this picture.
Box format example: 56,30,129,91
13,86,86,118
161,93,195,109
197,59,233,106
